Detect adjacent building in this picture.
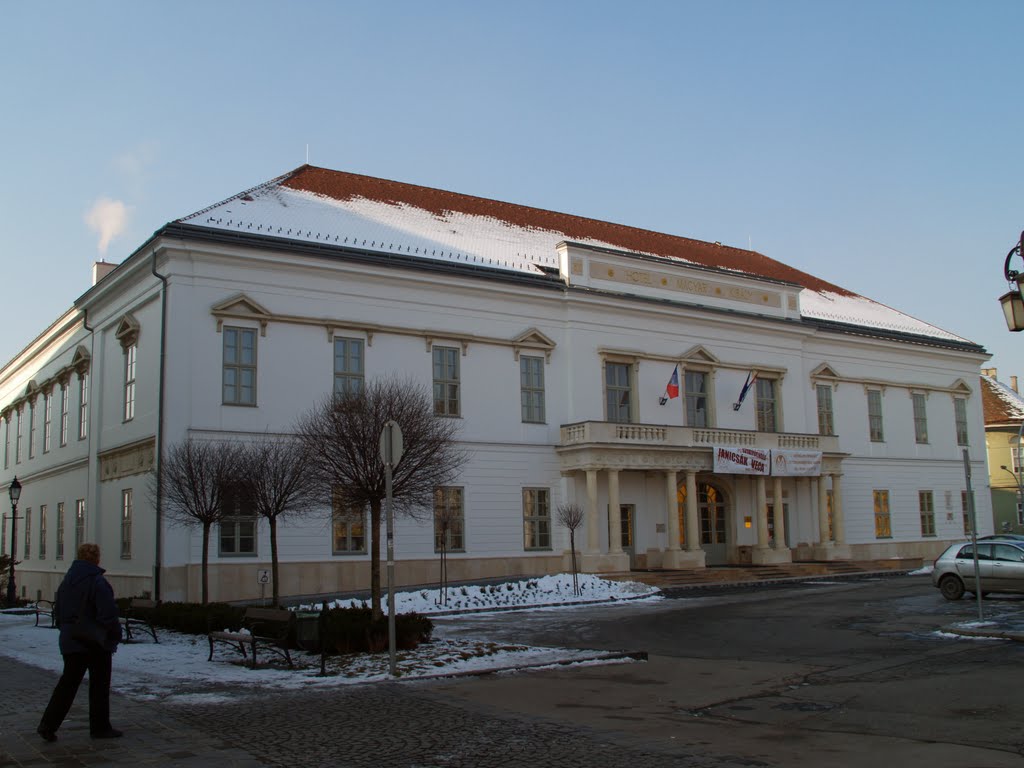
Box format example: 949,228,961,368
981,369,1024,533
0,166,992,603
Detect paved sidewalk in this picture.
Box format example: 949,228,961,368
0,657,267,768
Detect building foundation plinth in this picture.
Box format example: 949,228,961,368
808,543,852,561
581,552,631,573
751,546,793,565
662,549,707,569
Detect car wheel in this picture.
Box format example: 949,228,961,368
939,575,965,601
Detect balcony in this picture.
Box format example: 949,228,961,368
559,421,839,454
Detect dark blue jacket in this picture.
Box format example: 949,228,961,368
55,559,121,654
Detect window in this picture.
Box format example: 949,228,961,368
59,383,69,446
685,370,709,427
333,337,364,397
16,407,22,463
74,500,86,549
219,483,257,555
816,384,834,436
867,389,884,442
826,489,835,540
23,507,31,559
124,343,137,421
520,356,545,423
953,397,968,446
433,486,464,552
28,400,35,459
1014,446,1023,474
919,490,935,537
38,505,47,559
1,511,5,559
523,488,551,550
43,392,52,453
121,489,133,559
994,543,1024,563
331,490,367,554
873,490,891,538
223,327,257,406
432,346,460,417
56,502,65,560
78,374,88,440
605,362,632,423
755,378,778,432
3,415,8,468
912,393,928,444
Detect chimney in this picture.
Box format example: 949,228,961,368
982,367,998,379
92,261,117,286
1013,376,1019,394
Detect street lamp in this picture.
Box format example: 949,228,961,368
5,477,21,607
999,231,1024,332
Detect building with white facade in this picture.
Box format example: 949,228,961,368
0,166,992,603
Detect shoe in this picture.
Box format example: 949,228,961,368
90,728,123,739
36,727,57,742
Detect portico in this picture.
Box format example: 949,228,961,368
557,421,847,571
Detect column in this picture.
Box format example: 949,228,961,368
665,470,680,552
685,470,700,552
755,475,770,549
772,476,786,548
831,473,846,545
608,469,622,554
586,469,599,553
817,476,830,544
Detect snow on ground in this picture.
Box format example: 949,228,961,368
0,574,659,703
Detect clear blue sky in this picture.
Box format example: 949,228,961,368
2,1,1022,384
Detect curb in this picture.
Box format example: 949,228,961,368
942,624,1024,642
401,649,649,682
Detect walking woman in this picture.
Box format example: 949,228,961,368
37,542,123,741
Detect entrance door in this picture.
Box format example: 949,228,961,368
619,504,636,569
766,502,789,548
677,483,729,565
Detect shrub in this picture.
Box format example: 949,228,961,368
321,607,433,654
115,598,244,636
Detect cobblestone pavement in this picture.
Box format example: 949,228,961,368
168,682,758,768
0,653,756,768
0,657,267,767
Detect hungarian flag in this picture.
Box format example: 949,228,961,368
665,366,680,400
733,371,758,411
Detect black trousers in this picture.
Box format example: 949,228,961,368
39,650,113,734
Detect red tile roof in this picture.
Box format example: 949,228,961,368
281,165,852,296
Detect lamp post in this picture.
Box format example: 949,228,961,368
999,230,1024,331
5,477,21,607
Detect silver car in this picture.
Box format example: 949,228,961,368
932,540,1024,600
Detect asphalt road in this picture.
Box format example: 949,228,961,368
428,573,1024,767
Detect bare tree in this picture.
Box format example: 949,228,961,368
236,435,320,606
155,438,242,604
557,502,585,596
295,376,468,618
433,489,462,606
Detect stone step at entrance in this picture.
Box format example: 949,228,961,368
606,558,924,589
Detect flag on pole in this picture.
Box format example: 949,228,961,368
733,371,758,411
665,366,680,399
659,365,680,405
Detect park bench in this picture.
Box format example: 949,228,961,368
121,598,159,643
208,607,294,670
35,597,56,628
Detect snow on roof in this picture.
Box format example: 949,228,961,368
177,165,974,345
981,374,1024,424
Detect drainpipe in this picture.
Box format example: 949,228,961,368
152,252,168,600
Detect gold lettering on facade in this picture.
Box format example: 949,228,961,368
588,260,782,309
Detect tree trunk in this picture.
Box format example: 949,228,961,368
201,523,211,605
370,498,383,620
270,515,279,606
